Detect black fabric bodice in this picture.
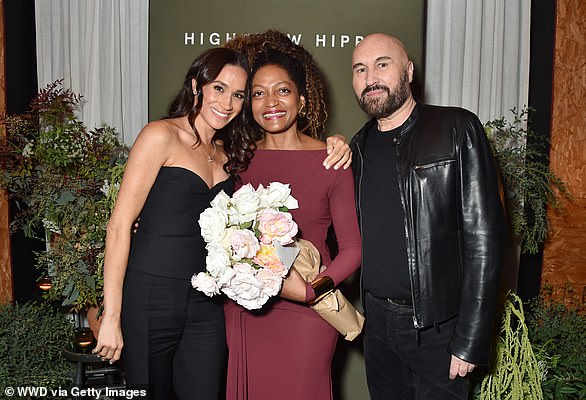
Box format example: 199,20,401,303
127,166,233,279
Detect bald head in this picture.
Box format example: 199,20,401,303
353,33,410,69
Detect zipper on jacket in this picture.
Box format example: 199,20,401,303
413,159,454,170
356,142,365,309
394,144,420,329
412,316,420,329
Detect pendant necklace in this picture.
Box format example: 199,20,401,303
207,141,217,164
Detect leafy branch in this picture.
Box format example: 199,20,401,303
484,107,570,254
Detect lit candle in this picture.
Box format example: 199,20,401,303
37,277,52,291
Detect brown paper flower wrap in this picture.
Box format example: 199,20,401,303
293,239,365,341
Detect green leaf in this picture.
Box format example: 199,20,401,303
55,191,75,204
85,275,96,290
62,286,80,306
240,221,253,230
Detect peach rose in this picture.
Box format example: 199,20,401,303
253,244,287,276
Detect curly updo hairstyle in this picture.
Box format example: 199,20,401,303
165,47,255,178
225,30,328,141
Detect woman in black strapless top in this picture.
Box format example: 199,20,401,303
93,48,252,400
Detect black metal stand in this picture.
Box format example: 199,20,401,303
62,347,124,399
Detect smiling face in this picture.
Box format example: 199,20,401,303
193,64,247,135
352,34,414,119
250,64,305,136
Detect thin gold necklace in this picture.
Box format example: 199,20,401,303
207,141,217,164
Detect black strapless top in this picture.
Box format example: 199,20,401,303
127,166,234,279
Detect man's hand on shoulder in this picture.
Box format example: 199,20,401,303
324,135,352,170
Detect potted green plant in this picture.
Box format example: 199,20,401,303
0,80,128,312
527,285,586,399
484,108,570,254
0,301,75,397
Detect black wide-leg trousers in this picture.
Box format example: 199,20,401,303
121,268,226,400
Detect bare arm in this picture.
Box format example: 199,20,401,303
93,122,173,362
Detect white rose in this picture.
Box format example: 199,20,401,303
230,229,261,260
256,269,282,297
222,263,268,310
232,262,256,275
216,266,236,286
210,190,230,212
199,207,227,243
218,226,238,253
236,293,269,310
262,182,299,210
230,184,261,224
205,242,231,278
191,272,220,296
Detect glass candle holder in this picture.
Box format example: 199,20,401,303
37,277,52,291
73,327,96,353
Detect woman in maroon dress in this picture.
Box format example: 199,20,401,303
224,31,362,399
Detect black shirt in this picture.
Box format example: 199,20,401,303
361,124,411,300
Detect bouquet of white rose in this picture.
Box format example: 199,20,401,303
192,182,301,310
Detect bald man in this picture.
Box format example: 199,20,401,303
349,33,506,399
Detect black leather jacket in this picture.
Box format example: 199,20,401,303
350,102,506,365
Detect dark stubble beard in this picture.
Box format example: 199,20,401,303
356,69,411,119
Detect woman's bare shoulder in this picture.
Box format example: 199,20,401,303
126,121,184,167
134,119,183,146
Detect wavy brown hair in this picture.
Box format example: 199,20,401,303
165,47,255,177
225,30,328,141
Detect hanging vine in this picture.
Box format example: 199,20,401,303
479,292,543,400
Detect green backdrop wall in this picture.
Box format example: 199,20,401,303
149,1,424,398
149,0,424,139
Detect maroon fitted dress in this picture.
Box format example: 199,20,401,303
224,149,362,400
